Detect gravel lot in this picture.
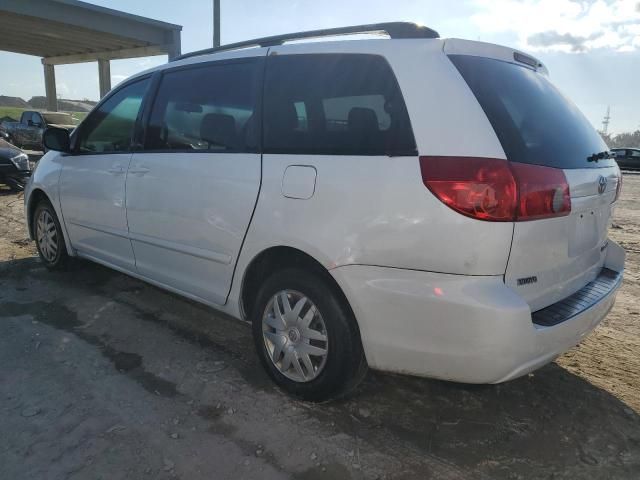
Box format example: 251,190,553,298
1,176,639,480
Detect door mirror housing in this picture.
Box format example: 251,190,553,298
43,127,71,153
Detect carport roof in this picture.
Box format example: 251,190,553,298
0,0,182,64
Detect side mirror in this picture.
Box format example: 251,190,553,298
0,131,8,140
43,127,71,153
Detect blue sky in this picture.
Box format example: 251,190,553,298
1,0,639,133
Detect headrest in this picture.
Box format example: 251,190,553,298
200,113,237,149
348,107,379,134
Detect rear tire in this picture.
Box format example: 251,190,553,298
251,267,367,401
33,200,69,270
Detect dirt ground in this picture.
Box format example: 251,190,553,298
1,177,639,480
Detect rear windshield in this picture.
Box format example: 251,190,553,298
449,55,614,169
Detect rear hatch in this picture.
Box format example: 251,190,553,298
447,45,621,311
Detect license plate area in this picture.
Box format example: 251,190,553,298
568,199,610,258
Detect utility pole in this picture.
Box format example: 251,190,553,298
602,106,611,135
213,0,220,47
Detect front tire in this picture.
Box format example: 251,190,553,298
251,268,367,401
33,200,69,270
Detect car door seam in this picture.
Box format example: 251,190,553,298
223,51,269,306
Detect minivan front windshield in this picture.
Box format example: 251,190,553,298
449,55,615,169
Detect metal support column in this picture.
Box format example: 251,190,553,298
98,58,111,98
168,28,182,60
213,0,220,47
42,62,57,112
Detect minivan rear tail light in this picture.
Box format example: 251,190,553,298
420,156,516,221
510,162,571,220
419,156,571,222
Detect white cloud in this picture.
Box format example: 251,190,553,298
471,0,640,52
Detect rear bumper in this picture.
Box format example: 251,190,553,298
330,241,624,384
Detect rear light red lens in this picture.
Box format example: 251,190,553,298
419,156,516,221
419,156,571,222
510,162,571,220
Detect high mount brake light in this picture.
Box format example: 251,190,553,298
419,156,571,222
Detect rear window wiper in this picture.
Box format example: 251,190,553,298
587,151,614,162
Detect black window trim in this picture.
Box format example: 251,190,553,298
138,56,265,155
69,74,153,156
262,52,418,157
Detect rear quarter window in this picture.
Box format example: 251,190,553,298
449,55,615,169
263,54,416,156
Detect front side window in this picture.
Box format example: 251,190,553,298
263,54,416,156
145,60,259,152
77,78,150,153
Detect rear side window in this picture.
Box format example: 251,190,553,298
145,60,260,152
449,55,614,169
264,54,416,156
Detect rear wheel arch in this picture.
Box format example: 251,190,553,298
240,246,358,328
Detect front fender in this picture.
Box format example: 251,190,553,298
25,151,75,256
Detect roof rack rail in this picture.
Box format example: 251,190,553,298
172,22,439,62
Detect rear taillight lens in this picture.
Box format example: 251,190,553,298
419,156,516,221
510,162,571,220
419,156,571,222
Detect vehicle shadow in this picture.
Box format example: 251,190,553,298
3,257,639,479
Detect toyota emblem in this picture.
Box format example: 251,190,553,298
598,176,607,195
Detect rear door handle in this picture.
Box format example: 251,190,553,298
108,164,125,175
129,166,150,175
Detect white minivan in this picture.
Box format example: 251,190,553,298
27,23,624,401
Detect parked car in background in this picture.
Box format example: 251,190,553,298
26,22,625,401
0,134,30,191
612,148,640,171
0,111,77,150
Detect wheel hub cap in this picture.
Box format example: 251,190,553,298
287,328,301,343
262,290,328,383
36,210,58,263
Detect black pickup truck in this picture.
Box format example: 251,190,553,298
0,111,77,150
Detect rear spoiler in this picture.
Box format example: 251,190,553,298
443,38,548,75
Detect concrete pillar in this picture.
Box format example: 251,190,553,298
43,62,57,112
98,59,111,98
168,29,182,60
213,0,220,47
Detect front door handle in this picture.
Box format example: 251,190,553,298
129,166,150,175
108,164,125,175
